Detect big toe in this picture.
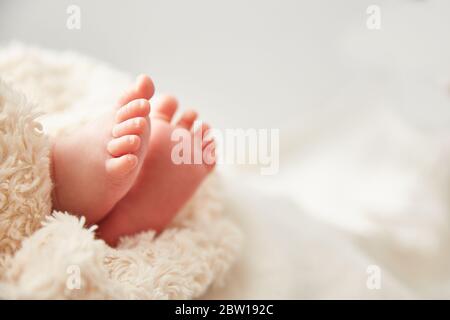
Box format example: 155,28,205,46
118,74,155,106
152,95,178,122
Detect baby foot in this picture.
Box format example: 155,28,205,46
51,75,154,224
97,95,216,245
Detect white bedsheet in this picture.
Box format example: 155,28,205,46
209,105,450,298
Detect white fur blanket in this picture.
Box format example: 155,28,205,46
0,44,241,299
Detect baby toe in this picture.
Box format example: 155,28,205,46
176,110,198,130
193,122,211,139
116,99,150,123
152,95,178,122
112,117,149,138
202,139,216,168
107,135,141,157
117,75,154,106
105,154,138,177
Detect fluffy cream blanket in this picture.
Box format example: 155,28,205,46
0,44,241,299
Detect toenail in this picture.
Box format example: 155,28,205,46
134,118,142,127
129,136,135,144
127,155,137,165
